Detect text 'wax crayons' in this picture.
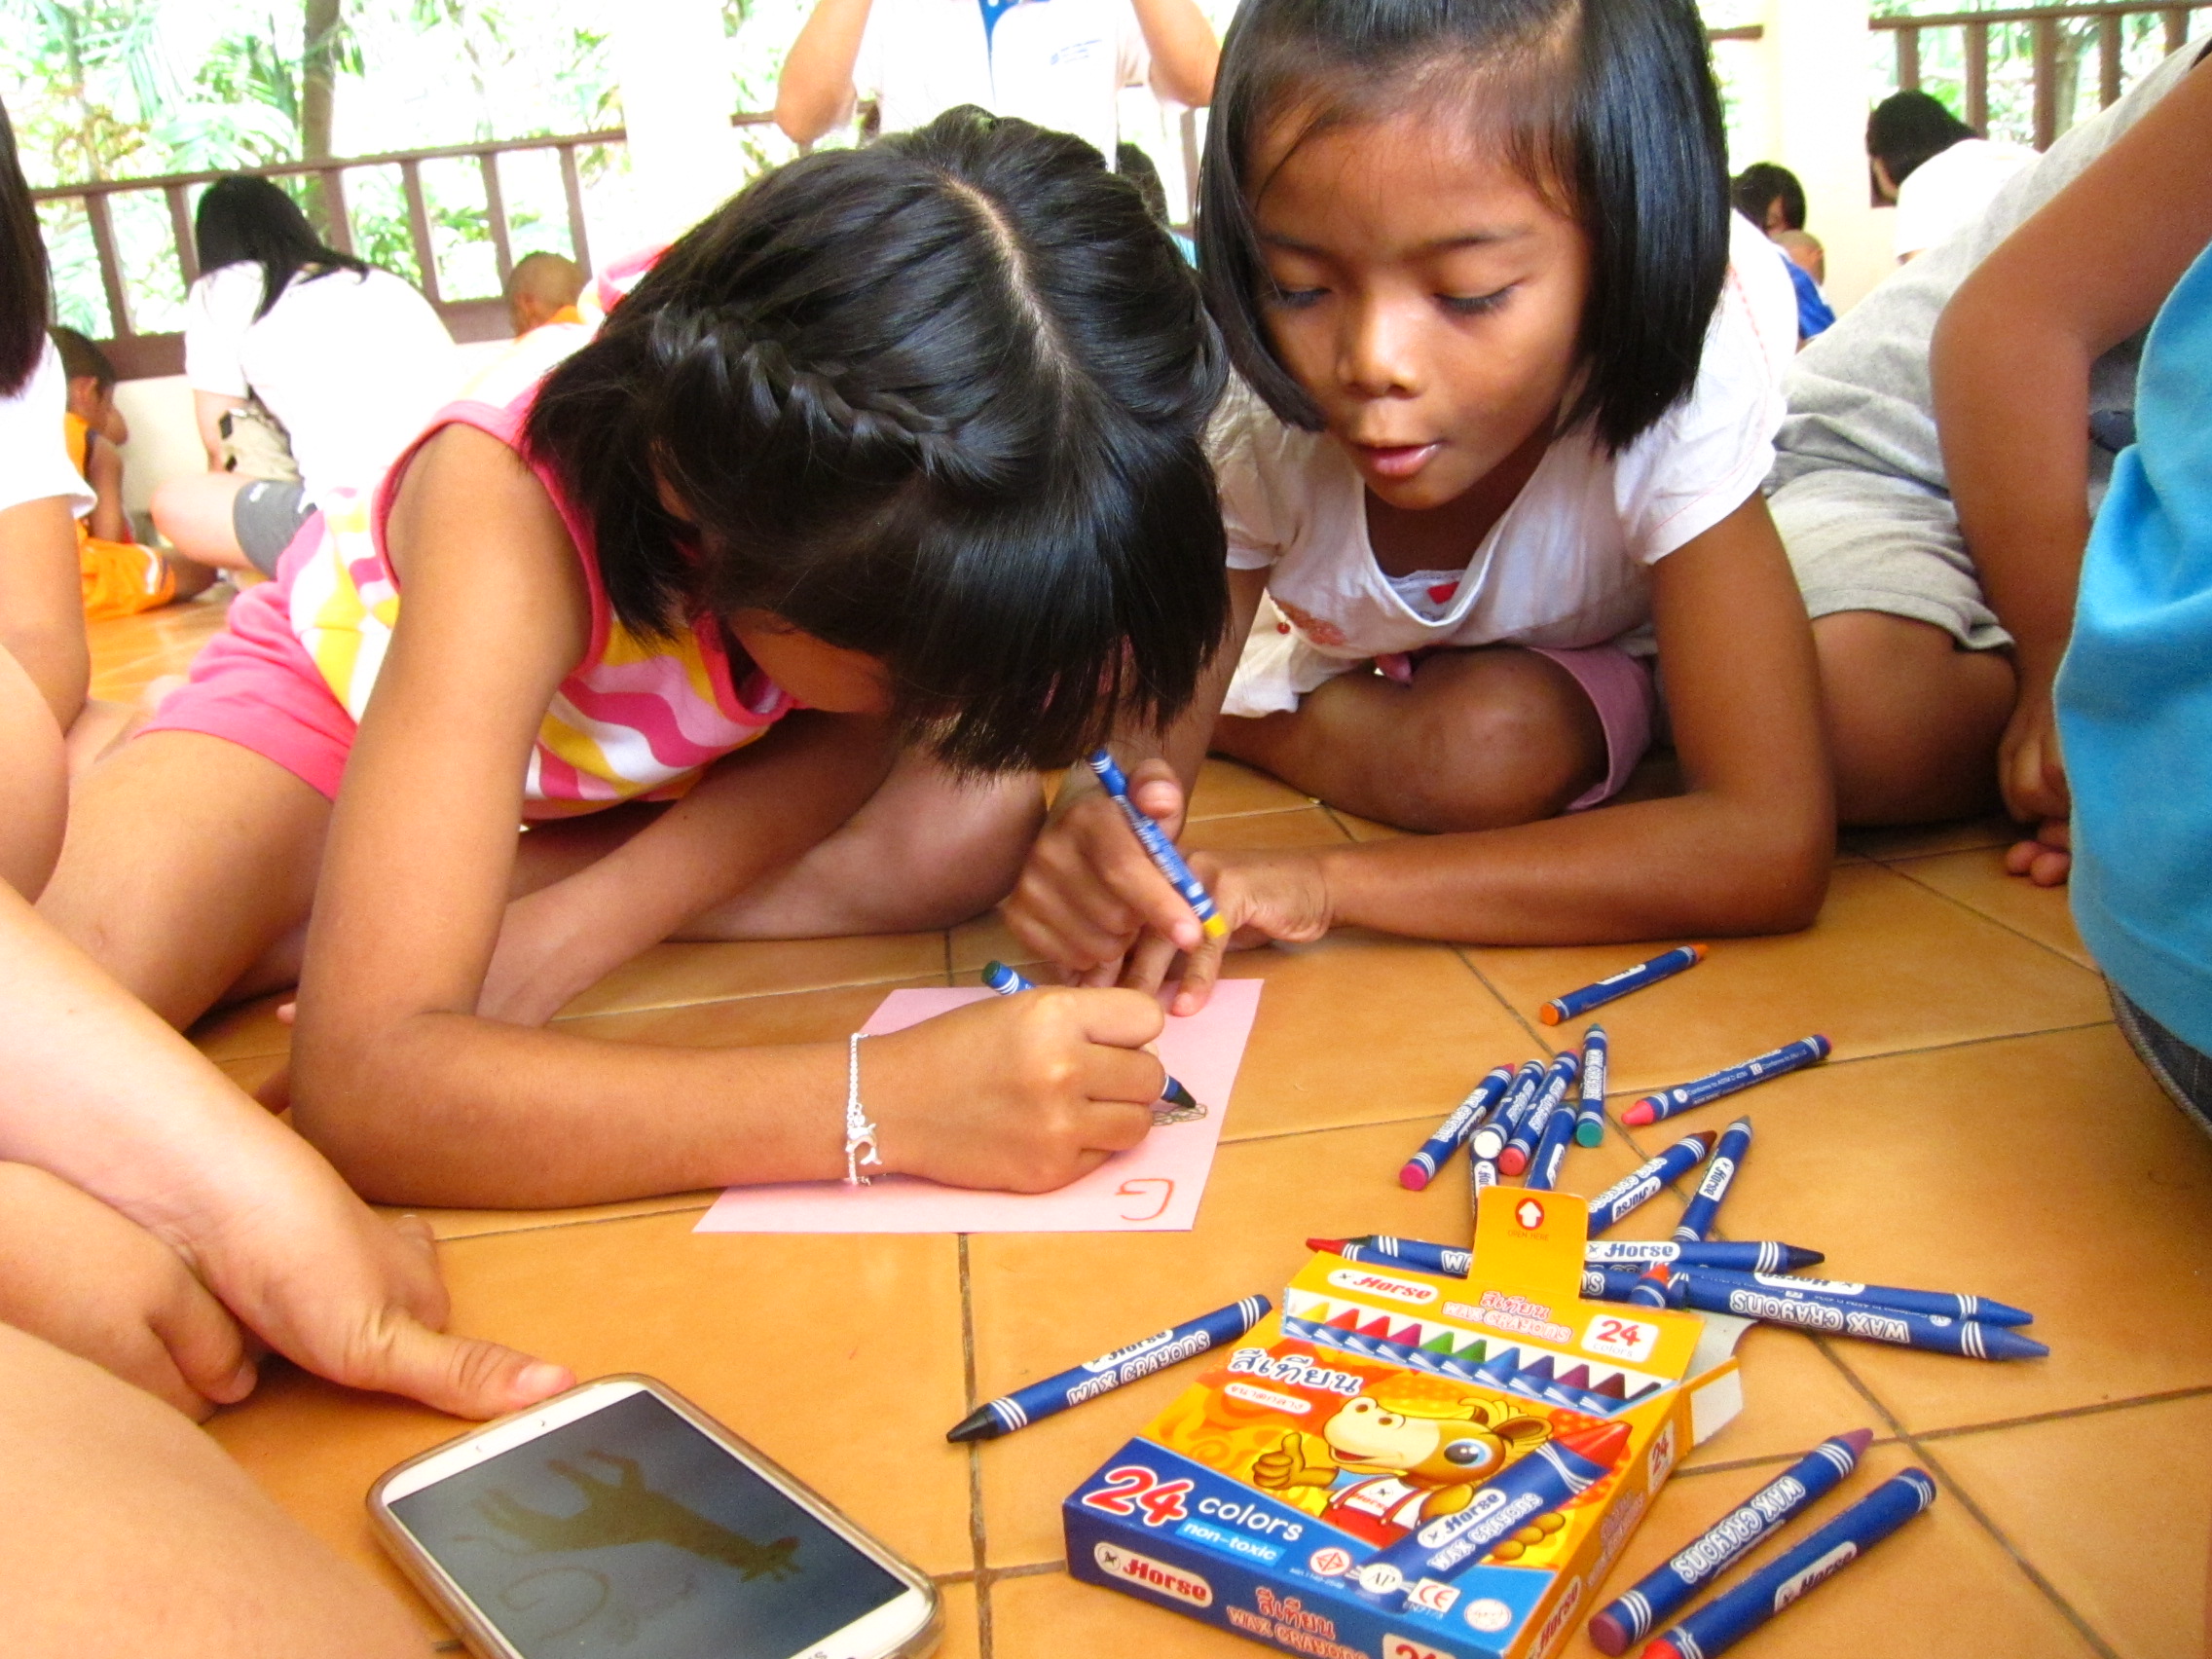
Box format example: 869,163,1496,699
1587,1428,1872,1654
1586,1131,1717,1235
1088,750,1228,940
1623,1037,1830,1126
983,960,1200,1116
1640,1469,1938,1659
1672,1117,1752,1243
1574,1025,1610,1146
946,1295,1270,1442
1401,1064,1514,1190
1541,945,1706,1025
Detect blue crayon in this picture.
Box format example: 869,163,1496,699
1401,1064,1514,1191
1586,1428,1873,1655
1623,1036,1831,1126
1540,944,1707,1025
983,960,1201,1117
1677,1266,2034,1329
1585,1237,1825,1273
1585,1131,1717,1235
1627,1264,1673,1309
1574,1025,1610,1146
1471,1060,1544,1161
1502,1051,1579,1176
1643,1469,1938,1659
1088,751,1228,940
1581,1266,1653,1301
1673,1117,1752,1243
946,1294,1270,1441
1352,1419,1631,1605
1526,1083,1580,1192
1665,1272,2048,1360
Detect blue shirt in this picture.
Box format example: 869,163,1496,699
2057,237,2212,1051
1786,260,1834,342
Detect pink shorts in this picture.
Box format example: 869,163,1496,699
139,520,358,800
1377,642,1659,812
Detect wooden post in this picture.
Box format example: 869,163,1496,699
559,143,593,274
478,151,514,285
165,182,200,286
319,167,353,254
82,190,133,338
401,158,441,302
2098,13,2123,106
2032,14,2060,149
1897,23,1921,89
2165,8,2191,54
1966,20,1990,130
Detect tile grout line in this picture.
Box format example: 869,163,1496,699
1883,857,2101,976
1906,1381,2212,1443
958,1234,993,1659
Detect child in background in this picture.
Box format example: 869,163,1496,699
44,109,1230,1209
1731,164,1833,343
504,250,585,337
49,328,218,619
1007,0,1830,1009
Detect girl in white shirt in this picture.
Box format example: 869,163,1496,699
1007,0,1833,1005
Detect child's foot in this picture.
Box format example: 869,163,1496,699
2003,817,2070,886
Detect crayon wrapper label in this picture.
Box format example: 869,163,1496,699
1668,1475,1805,1581
1694,1159,1735,1199
1774,1540,1857,1612
1072,1328,1220,1399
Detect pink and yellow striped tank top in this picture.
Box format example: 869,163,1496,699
284,324,793,818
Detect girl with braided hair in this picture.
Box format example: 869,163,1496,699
43,107,1232,1207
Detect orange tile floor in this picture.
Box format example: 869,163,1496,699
96,592,2211,1659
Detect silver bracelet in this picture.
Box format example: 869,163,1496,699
843,1032,882,1186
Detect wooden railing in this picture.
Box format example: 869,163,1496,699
31,114,783,380
1874,2,2203,149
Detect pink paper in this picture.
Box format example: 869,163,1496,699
694,978,1261,1234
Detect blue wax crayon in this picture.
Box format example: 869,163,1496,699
1472,1156,1498,1195
1585,1131,1717,1235
1574,1025,1610,1147
946,1294,1270,1441
1088,751,1228,941
1401,1064,1514,1191
1643,1469,1938,1659
1585,1428,1873,1655
1502,1051,1579,1176
1581,1266,1651,1301
1526,1084,1580,1192
1584,1238,1825,1273
1540,945,1707,1026
1623,1036,1831,1126
982,960,1201,1117
1353,1420,1632,1605
1666,1272,2048,1360
1471,1060,1544,1161
1672,1117,1753,1243
1627,1264,1673,1309
1677,1266,2035,1329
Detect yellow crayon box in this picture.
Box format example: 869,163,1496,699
1065,1191,1747,1659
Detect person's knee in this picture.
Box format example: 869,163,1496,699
1812,610,2009,822
1387,660,1600,832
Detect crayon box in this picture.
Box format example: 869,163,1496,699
1064,1191,1746,1659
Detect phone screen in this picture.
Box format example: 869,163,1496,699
388,1390,906,1658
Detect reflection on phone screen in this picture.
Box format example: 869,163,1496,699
390,1392,904,1657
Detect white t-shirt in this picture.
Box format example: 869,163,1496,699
1217,215,1792,716
1894,138,2038,259
184,261,461,509
0,341,92,519
852,0,1152,165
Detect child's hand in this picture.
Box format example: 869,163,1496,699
1122,849,1336,1014
1003,759,1209,982
1999,681,2071,886
0,1162,253,1420
865,987,1168,1191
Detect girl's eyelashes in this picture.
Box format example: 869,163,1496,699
1266,282,1328,310
1439,285,1515,317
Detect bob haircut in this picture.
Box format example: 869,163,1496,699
1732,161,1806,232
526,106,1229,777
1866,90,1977,187
195,174,371,321
0,95,49,397
1198,0,1729,457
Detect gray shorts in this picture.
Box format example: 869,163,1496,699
230,479,314,577
1766,467,2009,651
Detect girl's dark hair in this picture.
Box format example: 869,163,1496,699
194,174,372,320
525,106,1228,775
0,95,50,397
1198,0,1729,456
1732,161,1806,231
1866,90,1977,187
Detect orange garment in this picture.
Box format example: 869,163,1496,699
65,412,174,620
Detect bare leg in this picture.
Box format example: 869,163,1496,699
38,733,331,1027
0,645,65,901
1810,610,2015,826
0,1323,427,1659
149,474,259,573
1215,646,1608,833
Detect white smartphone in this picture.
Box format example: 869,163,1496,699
369,1375,940,1659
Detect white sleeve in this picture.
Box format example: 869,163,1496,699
1117,0,1152,92
183,265,259,398
1615,265,1785,565
1891,168,1942,260
1209,379,1294,571
0,343,94,518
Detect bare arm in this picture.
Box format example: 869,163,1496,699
84,432,131,543
1934,56,2212,830
192,389,244,471
1130,0,1218,108
774,0,874,144
0,497,89,731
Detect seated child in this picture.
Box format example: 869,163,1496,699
42,108,1232,1210
1007,0,1830,1007
505,250,585,337
1730,164,1832,342
50,328,218,619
